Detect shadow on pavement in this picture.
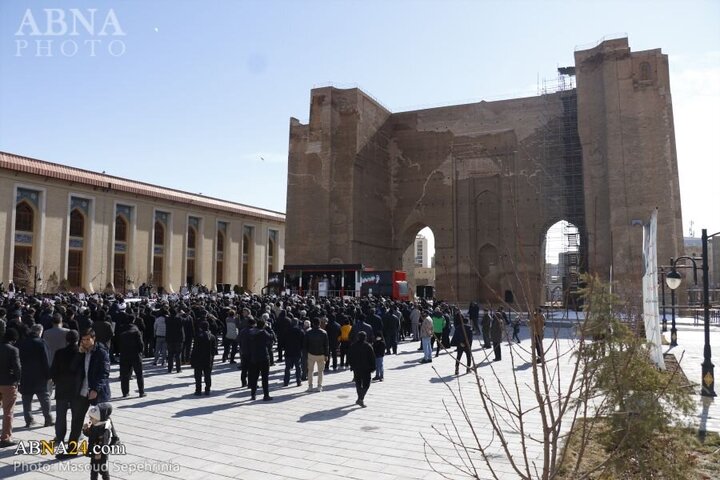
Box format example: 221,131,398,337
297,404,357,423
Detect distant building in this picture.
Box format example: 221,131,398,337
414,234,429,268
0,151,285,294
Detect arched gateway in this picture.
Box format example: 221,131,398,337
285,38,684,304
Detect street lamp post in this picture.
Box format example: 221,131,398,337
701,229,717,397
670,286,677,346
659,267,667,332
665,234,717,397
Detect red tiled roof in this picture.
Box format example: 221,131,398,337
0,151,285,222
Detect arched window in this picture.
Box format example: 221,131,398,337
186,224,197,287
187,226,196,249
154,221,165,246
216,231,225,284
242,232,251,288
68,209,85,288
115,215,128,242
640,61,651,81
15,202,34,232
113,215,129,291
217,231,224,252
69,209,85,237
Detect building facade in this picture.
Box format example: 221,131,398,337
286,37,684,305
1,152,285,294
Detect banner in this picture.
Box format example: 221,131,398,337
642,209,665,369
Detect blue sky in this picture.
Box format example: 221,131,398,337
1,0,718,244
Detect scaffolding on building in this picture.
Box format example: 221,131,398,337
540,68,586,308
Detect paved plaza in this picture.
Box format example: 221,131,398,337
1,318,717,480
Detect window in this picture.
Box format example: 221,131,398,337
15,202,34,232
68,250,83,287
154,221,164,246
216,231,225,284
69,209,85,237
187,226,196,249
115,215,128,242
640,61,651,81
113,253,126,291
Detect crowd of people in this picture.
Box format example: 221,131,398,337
0,288,546,475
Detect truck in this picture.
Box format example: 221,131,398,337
264,264,410,301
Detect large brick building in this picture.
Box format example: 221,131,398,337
286,38,684,305
1,151,285,294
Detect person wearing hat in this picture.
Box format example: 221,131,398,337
83,402,114,480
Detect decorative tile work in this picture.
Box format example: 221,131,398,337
71,196,90,215
115,242,127,253
154,246,164,255
116,204,133,220
15,233,33,244
16,188,40,208
155,211,169,225
188,216,200,229
187,248,195,259
69,238,84,249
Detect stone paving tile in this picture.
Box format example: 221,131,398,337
2,325,631,479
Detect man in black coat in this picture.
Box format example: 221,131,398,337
248,318,274,401
19,324,52,428
324,314,341,372
468,301,480,335
190,321,216,396
117,319,145,398
283,319,304,387
481,307,492,349
491,309,504,361
382,307,401,355
0,329,21,447
165,312,185,373
349,331,375,408
50,330,81,444
237,318,256,388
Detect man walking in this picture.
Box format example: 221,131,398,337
530,308,546,363
283,318,304,387
50,330,81,444
117,319,145,397
304,317,329,392
165,310,185,373
19,324,53,428
191,321,216,396
349,331,375,407
420,310,434,363
491,309,504,361
248,318,273,401
0,329,21,447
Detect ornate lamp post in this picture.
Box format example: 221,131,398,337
666,232,717,397
659,267,667,332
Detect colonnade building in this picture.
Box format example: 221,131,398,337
0,151,285,294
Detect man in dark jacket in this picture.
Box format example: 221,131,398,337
91,315,113,354
283,319,304,387
481,307,492,349
451,316,474,375
190,321,216,396
117,320,145,398
70,328,111,446
349,331,375,407
19,324,52,428
491,309,504,361
0,329,21,447
382,307,400,355
50,330,81,444
324,314,341,372
303,317,329,392
165,312,185,373
468,301,480,334
248,318,274,401
237,318,256,387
